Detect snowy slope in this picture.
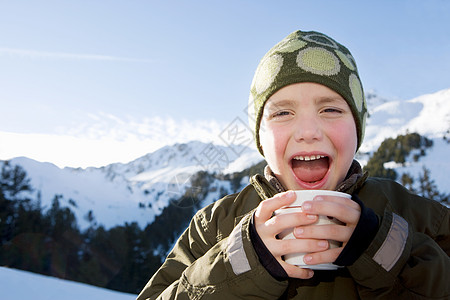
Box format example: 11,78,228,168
0,267,136,300
359,88,450,194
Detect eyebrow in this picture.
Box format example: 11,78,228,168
266,96,346,110
315,96,347,105
265,99,297,110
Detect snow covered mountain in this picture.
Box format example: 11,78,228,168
358,88,449,194
4,88,450,229
361,88,449,154
8,141,262,229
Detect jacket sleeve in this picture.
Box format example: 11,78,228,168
348,184,450,299
136,208,288,300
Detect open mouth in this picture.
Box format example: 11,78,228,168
291,154,330,184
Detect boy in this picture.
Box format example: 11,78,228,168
137,30,450,299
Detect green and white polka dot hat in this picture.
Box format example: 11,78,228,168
249,30,367,155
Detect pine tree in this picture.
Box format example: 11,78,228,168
400,173,416,193
417,167,449,204
0,161,32,199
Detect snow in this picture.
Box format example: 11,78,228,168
359,88,450,194
361,88,449,153
392,138,450,194
222,149,263,174
0,267,136,300
403,89,450,137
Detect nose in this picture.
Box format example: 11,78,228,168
293,115,322,143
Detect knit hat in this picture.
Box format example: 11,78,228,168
249,30,367,155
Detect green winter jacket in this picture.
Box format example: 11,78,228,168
136,175,450,300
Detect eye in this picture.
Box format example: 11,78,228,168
321,107,343,114
270,110,292,120
274,111,290,117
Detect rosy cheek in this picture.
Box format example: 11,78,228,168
330,121,358,156
262,126,287,170
272,128,288,154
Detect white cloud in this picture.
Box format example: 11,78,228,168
0,47,153,63
0,114,233,169
63,112,228,143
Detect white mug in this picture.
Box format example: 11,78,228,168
274,190,351,270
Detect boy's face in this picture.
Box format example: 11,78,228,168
259,82,357,191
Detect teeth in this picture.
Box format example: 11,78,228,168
293,155,325,161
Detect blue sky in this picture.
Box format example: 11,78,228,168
1,0,449,168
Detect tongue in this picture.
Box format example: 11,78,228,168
292,157,329,183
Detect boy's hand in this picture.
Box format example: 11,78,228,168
294,194,361,266
254,191,361,279
254,191,322,279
